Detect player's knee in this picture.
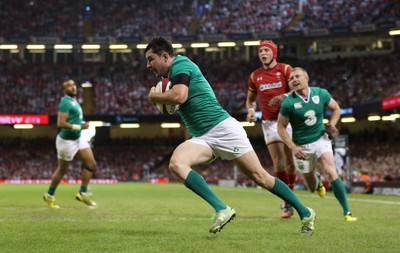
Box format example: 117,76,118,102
252,171,273,189
274,159,285,171
58,167,68,175
168,158,180,173
169,158,193,180
252,177,263,187
322,167,338,182
85,162,97,173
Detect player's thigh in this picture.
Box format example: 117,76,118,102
267,142,286,169
236,150,275,188
283,144,296,172
302,171,317,191
171,140,214,168
77,147,96,168
317,152,338,182
56,158,71,174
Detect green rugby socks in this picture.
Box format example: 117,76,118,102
184,170,227,212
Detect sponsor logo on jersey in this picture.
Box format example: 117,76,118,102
312,96,320,104
259,81,282,91
294,102,302,109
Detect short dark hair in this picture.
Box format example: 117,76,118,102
145,37,174,57
292,67,309,79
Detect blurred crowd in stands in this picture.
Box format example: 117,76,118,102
292,0,400,32
1,0,400,190
1,130,400,185
197,0,298,34
348,126,400,185
1,53,399,115
0,137,176,182
0,0,399,37
0,0,399,114
304,54,400,107
0,136,284,183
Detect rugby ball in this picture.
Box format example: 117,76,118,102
154,78,179,114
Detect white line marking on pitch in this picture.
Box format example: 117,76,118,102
218,187,400,205
299,194,400,205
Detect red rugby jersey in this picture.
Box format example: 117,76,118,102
248,63,292,120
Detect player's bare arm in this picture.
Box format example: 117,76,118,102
269,64,293,107
268,94,287,107
325,98,341,138
57,112,89,130
246,90,257,122
148,84,188,105
277,114,307,160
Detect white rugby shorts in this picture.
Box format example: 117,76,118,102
56,135,90,161
261,120,292,145
188,117,253,161
293,134,333,173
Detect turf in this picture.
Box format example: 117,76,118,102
0,183,399,253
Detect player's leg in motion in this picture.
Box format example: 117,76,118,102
43,159,70,209
318,152,357,221
284,145,298,191
268,142,295,218
169,141,235,234
302,170,326,198
75,147,97,207
236,150,315,235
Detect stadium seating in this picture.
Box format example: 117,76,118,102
1,136,399,183
0,54,399,114
0,0,399,187
0,0,398,38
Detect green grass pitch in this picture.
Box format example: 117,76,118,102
0,183,399,253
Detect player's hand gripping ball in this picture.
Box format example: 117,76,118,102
154,78,180,114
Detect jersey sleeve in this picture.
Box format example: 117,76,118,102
283,64,293,92
279,98,292,119
247,72,257,93
170,56,193,78
58,99,70,113
320,88,332,106
170,73,190,87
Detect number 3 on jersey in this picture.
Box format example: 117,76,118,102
304,110,317,126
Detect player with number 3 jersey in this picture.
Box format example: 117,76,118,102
277,67,357,222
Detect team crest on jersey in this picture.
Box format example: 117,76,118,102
294,102,302,109
312,96,320,104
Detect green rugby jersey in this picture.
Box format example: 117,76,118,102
58,95,83,140
280,87,332,145
169,55,229,137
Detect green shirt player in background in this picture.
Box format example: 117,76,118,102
277,67,357,221
146,37,316,235
43,80,97,208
